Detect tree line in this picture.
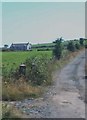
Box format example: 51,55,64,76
53,38,86,60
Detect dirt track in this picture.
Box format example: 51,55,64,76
8,50,85,118
44,50,85,118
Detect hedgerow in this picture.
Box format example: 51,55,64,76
25,54,52,85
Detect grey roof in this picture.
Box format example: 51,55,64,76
11,42,29,46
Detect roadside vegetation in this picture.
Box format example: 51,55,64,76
2,38,86,118
85,40,87,76
86,63,87,76
53,38,63,60
2,102,23,119
2,51,52,101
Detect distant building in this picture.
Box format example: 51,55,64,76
10,42,31,51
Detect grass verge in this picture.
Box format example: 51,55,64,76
2,102,23,119
2,77,43,101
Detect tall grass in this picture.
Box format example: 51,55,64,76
85,62,87,76
2,77,43,101
2,102,22,118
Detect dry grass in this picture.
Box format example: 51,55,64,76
2,77,43,101
54,49,85,71
0,101,2,120
85,63,87,76
2,102,23,118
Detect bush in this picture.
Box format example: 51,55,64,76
75,43,80,50
53,38,62,60
79,38,84,46
85,39,87,48
25,54,52,85
37,48,50,51
67,41,75,52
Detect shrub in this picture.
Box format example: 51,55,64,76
79,38,84,46
37,48,51,51
75,43,80,50
85,39,87,48
53,38,62,60
67,41,75,52
25,54,52,85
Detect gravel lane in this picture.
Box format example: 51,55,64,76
7,50,85,118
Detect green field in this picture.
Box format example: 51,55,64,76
32,41,69,48
32,43,55,48
2,51,52,73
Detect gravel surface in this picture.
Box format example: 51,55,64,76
6,50,86,118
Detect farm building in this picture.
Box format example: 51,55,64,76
10,42,31,51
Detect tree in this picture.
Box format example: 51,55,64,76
67,41,75,52
79,38,84,46
85,39,87,48
4,44,8,48
53,38,62,60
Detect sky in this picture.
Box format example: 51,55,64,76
1,2,85,46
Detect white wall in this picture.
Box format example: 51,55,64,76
27,44,31,50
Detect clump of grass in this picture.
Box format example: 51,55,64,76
2,102,22,118
0,101,2,120
2,77,42,101
85,63,87,75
